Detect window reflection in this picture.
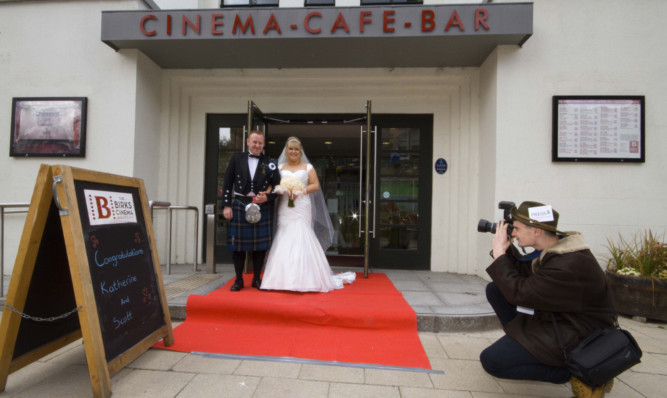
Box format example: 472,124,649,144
220,0,279,7
379,226,418,250
216,126,245,245
361,0,423,4
377,127,420,251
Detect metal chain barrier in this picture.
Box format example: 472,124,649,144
4,303,81,322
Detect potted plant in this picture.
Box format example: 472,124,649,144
604,229,667,321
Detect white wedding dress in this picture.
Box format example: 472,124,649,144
261,164,355,292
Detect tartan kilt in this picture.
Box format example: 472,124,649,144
227,199,274,252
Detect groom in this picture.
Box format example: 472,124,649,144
222,131,281,291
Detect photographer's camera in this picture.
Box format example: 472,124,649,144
477,201,516,236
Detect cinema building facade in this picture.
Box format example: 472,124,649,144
2,0,665,278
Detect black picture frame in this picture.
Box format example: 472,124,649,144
552,96,644,163
10,97,87,157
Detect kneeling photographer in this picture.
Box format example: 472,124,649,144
479,201,616,398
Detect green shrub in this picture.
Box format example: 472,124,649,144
605,229,667,279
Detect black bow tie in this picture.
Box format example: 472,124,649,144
248,154,260,159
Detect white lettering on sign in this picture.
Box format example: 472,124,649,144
84,189,137,225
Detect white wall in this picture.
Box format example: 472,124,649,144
134,53,163,200
486,0,667,271
477,48,499,275
0,0,152,276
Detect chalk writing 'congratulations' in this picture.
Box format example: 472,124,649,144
94,248,144,267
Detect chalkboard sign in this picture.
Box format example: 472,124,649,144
74,180,166,362
0,165,173,398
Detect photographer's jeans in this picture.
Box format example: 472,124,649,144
480,282,571,384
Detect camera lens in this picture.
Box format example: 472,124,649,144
477,219,497,234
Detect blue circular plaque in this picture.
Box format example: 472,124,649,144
435,158,448,175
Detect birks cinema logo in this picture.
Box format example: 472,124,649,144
85,189,138,226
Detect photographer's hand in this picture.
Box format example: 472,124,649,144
492,221,511,259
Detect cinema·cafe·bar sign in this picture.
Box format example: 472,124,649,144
101,4,533,68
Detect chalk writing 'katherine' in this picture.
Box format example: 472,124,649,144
94,248,144,267
100,274,138,295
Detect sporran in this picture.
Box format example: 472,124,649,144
245,203,261,224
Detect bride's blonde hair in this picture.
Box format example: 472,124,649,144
286,136,302,152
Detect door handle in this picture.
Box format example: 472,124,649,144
242,125,247,153
358,126,364,238
358,125,377,238
371,125,377,238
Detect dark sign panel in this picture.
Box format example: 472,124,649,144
101,4,533,68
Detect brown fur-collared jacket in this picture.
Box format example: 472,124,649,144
486,232,616,367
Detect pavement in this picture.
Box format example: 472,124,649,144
1,263,665,397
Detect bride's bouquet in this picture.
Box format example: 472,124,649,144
279,176,304,207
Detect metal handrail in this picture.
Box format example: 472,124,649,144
1,203,30,297
150,202,199,275
149,200,171,221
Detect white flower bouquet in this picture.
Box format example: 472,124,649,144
279,176,304,207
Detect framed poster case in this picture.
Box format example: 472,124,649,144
10,97,87,157
552,96,645,163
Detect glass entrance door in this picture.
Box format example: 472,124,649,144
204,113,246,264
247,100,266,138
204,105,432,270
203,101,271,264
370,115,432,270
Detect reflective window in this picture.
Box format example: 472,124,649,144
377,126,421,251
216,126,245,245
379,127,420,177
220,0,279,7
305,0,335,6
380,177,418,201
379,226,418,250
361,0,423,5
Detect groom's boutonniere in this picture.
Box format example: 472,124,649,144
263,161,277,176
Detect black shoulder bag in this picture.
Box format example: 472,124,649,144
552,313,642,388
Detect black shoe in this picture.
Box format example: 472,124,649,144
230,278,244,291
251,277,262,289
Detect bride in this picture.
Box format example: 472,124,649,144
260,136,355,292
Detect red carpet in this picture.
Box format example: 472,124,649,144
154,272,431,369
